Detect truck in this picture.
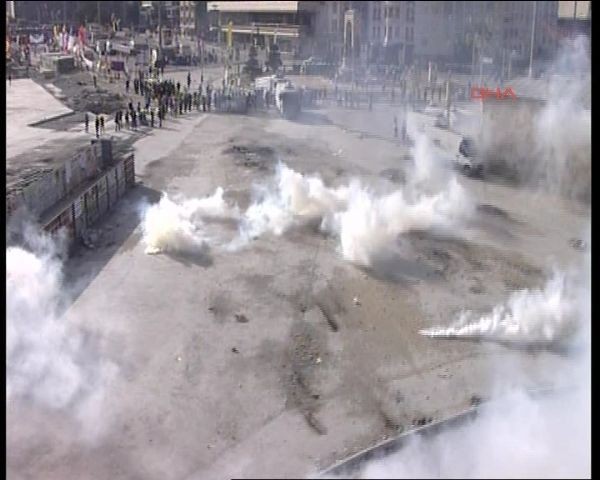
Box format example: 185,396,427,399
255,74,302,119
454,136,483,177
453,96,546,180
275,79,302,119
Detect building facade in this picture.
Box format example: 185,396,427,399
179,1,197,38
206,1,319,54
452,1,558,74
413,1,455,63
368,0,416,65
557,0,591,38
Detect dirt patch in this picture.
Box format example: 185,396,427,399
476,203,510,219
68,88,127,114
407,231,545,293
284,320,328,435
313,283,345,333
224,144,277,171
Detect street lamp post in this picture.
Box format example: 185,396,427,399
158,0,162,63
528,0,537,78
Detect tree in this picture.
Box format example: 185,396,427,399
266,43,282,72
243,44,261,79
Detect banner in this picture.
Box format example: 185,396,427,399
78,25,86,45
227,21,233,49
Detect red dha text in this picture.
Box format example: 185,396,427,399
471,87,517,100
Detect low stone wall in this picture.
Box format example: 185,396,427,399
7,141,108,220
41,153,135,247
7,140,136,250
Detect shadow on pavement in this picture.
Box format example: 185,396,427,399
62,183,162,308
291,110,333,126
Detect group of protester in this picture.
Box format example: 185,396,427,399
84,67,261,137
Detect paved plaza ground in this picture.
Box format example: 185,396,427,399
6,71,589,479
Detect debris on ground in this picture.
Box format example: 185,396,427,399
235,313,249,323
569,238,587,252
470,394,483,406
353,296,361,306
411,417,433,427
232,347,239,354
316,302,339,332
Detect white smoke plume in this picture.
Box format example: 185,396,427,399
142,137,471,270
333,176,467,266
6,226,117,437
141,187,240,255
355,387,589,479
239,129,470,266
239,163,351,241
420,270,578,345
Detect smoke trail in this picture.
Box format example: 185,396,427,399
6,226,117,437
419,271,578,345
328,248,590,479
141,187,240,255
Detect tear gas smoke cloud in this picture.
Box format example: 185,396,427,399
141,187,240,255
239,163,351,240
343,236,590,479
355,386,589,479
6,226,117,437
142,135,471,268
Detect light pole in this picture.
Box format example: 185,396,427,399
158,1,162,63
528,0,537,78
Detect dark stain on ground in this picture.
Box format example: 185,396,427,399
476,203,509,219
63,184,161,306
164,249,213,268
224,144,277,171
404,231,545,297
313,284,345,333
208,291,236,324
284,320,328,435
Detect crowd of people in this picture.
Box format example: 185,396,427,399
85,66,262,137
